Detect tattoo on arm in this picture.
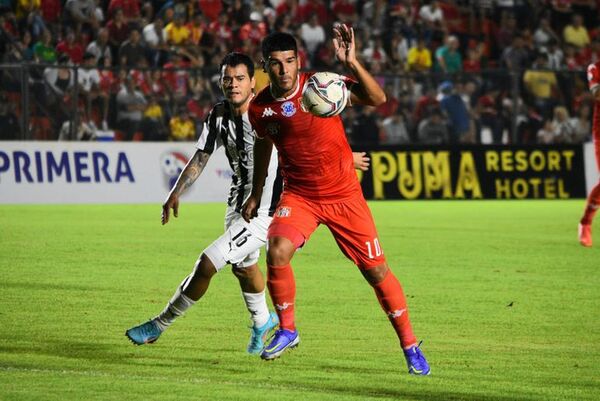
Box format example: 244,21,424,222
172,151,210,196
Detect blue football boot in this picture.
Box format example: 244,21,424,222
126,320,162,345
247,311,279,354
260,328,300,360
403,341,430,375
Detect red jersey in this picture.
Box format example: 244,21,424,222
249,72,361,203
587,62,600,140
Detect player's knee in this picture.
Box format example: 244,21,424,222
266,237,294,266
194,254,217,279
231,264,257,280
361,263,389,285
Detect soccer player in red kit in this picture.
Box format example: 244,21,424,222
579,62,600,247
242,27,430,375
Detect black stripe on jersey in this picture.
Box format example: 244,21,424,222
221,104,237,208
268,166,284,216
234,114,249,213
203,105,220,154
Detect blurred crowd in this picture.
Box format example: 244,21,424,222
0,0,598,144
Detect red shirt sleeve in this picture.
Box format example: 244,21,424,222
588,63,600,92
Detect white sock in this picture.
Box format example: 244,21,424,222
242,290,270,328
154,276,196,331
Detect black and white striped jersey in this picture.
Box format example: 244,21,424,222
196,101,282,216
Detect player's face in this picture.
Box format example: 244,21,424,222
220,64,255,107
265,50,299,97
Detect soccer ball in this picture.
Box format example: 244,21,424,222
301,72,349,117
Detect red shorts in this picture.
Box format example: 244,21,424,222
268,192,386,268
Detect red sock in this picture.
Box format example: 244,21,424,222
267,263,296,331
371,270,417,349
581,181,600,225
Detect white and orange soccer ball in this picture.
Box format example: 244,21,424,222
301,72,349,117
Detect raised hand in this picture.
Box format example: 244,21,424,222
333,23,356,67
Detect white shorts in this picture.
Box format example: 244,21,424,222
202,207,271,271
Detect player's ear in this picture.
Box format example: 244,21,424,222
260,59,267,72
250,76,256,90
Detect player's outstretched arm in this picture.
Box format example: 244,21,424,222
333,23,386,107
162,150,210,225
352,151,370,171
242,136,273,222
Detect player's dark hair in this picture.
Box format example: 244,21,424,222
261,32,297,59
220,52,255,78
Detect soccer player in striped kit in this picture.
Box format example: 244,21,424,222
243,26,430,374
578,61,600,247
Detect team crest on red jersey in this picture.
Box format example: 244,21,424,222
281,101,297,117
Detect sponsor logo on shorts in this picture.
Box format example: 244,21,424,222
276,207,291,217
388,309,406,319
281,101,297,117
276,302,293,311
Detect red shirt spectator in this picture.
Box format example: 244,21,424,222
298,0,330,24
332,0,357,23
276,0,301,21
108,0,141,20
107,9,131,46
162,55,190,98
239,12,267,45
208,13,233,44
41,0,62,24
198,0,222,23
56,31,84,64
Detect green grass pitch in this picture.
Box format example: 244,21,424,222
1,201,599,401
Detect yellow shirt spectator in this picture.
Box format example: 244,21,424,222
563,25,590,49
407,45,432,71
16,0,41,19
523,70,557,99
165,22,191,45
144,104,163,119
169,116,195,141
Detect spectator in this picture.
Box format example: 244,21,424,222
78,51,109,129
388,31,409,72
107,0,140,23
238,11,267,45
64,0,99,31
476,87,505,144
332,0,357,25
56,27,84,64
41,0,62,28
300,14,325,62
533,15,561,52
360,0,387,36
501,34,530,71
438,80,474,143
523,52,559,119
298,0,329,26
169,106,195,141
119,27,146,67
198,0,222,23
418,109,448,144
563,13,590,49
16,0,46,38
407,37,432,72
571,102,592,142
143,17,168,66
208,12,233,47
140,95,168,141
549,106,577,143
116,75,146,140
164,12,190,46
0,95,20,140
107,7,130,55
351,106,381,145
435,35,462,74
33,28,57,63
362,35,388,68
381,108,411,144
418,0,446,43
86,27,111,64
186,12,206,47
536,119,555,144
58,117,96,140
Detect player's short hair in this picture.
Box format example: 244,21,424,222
261,32,297,59
220,52,255,78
